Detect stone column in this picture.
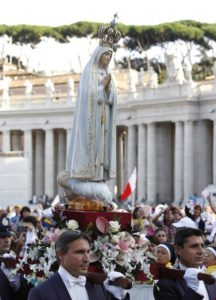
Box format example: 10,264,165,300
66,128,72,156
2,130,10,152
124,125,137,203
123,131,128,186
137,124,147,201
116,130,124,196
24,129,33,199
45,129,54,197
127,125,136,179
57,129,67,197
174,121,184,204
147,123,156,204
213,120,216,185
35,130,44,196
11,130,21,151
58,130,66,173
184,120,194,200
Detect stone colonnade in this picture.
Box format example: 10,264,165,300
0,128,69,199
117,119,214,204
0,119,214,204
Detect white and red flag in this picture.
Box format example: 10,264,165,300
120,167,137,201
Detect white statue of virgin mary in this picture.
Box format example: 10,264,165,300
58,20,121,206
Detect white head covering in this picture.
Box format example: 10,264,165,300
173,216,196,229
67,45,117,181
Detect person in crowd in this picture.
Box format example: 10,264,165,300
154,227,216,300
0,218,32,300
206,194,216,215
206,221,216,245
10,205,22,229
132,206,155,234
28,230,130,300
172,215,196,229
171,207,183,222
19,206,31,224
152,206,176,243
12,215,39,256
204,246,216,278
132,206,145,231
155,242,177,267
23,216,39,245
154,228,168,244
0,207,6,218
6,206,14,219
185,204,205,233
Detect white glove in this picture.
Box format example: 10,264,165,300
103,271,127,300
183,268,200,292
1,262,21,291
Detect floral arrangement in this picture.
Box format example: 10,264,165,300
14,210,155,286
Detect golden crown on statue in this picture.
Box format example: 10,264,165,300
98,13,121,51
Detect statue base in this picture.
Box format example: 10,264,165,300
60,209,131,231
66,195,111,212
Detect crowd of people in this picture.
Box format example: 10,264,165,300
1,17,216,300
0,194,216,299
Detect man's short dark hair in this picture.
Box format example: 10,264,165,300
174,227,204,247
55,230,89,254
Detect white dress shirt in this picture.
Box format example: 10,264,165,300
58,266,89,300
179,263,209,300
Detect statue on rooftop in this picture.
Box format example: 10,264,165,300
24,80,33,97
165,50,185,84
45,79,55,98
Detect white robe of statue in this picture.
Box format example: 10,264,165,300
66,45,117,182
57,46,117,204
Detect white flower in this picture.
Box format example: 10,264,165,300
109,221,120,233
111,234,120,243
2,218,9,226
66,220,79,230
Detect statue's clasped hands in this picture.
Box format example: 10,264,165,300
103,74,111,90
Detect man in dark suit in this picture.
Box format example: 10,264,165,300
154,227,216,300
0,217,32,300
28,230,130,300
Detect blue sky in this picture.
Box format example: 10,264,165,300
0,0,215,26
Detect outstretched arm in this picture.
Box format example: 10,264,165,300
207,195,216,214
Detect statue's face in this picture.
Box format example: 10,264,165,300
99,51,112,68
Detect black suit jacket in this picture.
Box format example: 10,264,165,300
0,268,32,300
153,277,216,300
28,272,130,300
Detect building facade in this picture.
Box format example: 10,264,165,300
1,68,216,206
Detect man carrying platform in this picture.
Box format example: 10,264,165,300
154,227,216,300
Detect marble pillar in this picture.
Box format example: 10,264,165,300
34,130,44,196
127,125,136,178
24,129,33,199
137,124,147,201
184,120,194,200
45,129,54,197
2,130,10,152
58,129,66,173
116,130,124,196
66,128,72,157
174,121,184,204
147,123,156,203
